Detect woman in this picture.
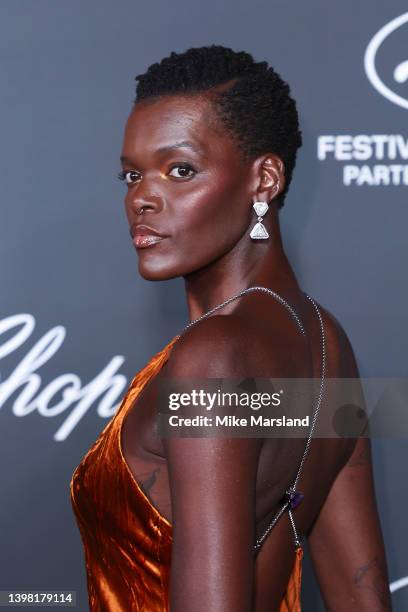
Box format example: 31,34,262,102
70,45,391,611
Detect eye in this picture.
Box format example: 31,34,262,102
168,164,196,179
117,170,141,185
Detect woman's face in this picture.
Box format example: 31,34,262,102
120,94,257,281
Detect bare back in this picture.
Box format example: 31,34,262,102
121,289,389,610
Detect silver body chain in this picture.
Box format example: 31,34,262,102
174,285,326,553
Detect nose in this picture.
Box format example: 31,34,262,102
126,188,163,217
136,203,147,216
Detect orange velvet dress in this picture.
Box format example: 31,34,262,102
70,335,303,611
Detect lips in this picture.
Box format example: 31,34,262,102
130,223,168,249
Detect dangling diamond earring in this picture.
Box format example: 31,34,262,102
250,200,269,239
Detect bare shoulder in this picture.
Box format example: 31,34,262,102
165,312,292,379
315,301,369,462
314,301,361,378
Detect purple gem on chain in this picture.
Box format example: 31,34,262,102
285,487,304,509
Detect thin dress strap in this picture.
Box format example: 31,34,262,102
171,286,326,555
253,291,326,554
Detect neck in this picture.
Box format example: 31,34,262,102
183,205,301,321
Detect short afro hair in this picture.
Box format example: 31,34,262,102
133,45,302,209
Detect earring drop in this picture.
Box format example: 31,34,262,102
250,200,269,239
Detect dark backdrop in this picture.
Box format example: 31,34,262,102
1,2,407,610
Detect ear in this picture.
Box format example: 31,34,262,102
254,154,286,203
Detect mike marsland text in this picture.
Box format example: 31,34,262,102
165,414,310,428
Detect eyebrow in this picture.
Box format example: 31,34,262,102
120,140,204,164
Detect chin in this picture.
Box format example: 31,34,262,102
137,261,181,282
136,250,210,281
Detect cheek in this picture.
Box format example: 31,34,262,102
135,171,251,280
172,177,248,247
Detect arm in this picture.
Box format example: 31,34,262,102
307,325,392,610
162,316,263,612
164,435,261,611
307,437,392,611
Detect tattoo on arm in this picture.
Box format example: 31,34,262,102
354,555,391,609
